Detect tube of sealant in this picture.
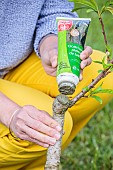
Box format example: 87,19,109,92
56,17,91,95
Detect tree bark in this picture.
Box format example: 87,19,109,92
44,94,70,170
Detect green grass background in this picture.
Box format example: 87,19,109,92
60,1,113,169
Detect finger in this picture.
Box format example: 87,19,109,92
80,57,92,69
41,62,57,76
17,132,49,148
21,123,57,146
45,67,56,76
50,55,57,68
16,109,61,140
80,46,93,60
26,117,61,140
38,110,61,131
25,106,62,131
49,48,58,67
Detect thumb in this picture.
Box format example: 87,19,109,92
50,55,58,68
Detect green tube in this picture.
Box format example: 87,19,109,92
56,17,91,95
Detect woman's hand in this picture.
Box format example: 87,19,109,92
39,35,92,79
80,46,92,80
9,105,61,148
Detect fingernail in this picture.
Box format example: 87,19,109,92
83,63,87,67
56,126,62,131
44,144,49,148
54,133,61,140
80,54,86,60
50,138,56,145
79,74,83,81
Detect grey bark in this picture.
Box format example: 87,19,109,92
44,94,70,170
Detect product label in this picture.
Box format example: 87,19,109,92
67,42,83,77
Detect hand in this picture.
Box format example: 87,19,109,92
39,35,92,78
9,105,61,148
80,46,93,80
39,35,58,76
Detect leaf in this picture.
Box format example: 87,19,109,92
91,85,103,94
100,6,106,15
91,84,113,94
69,0,98,11
93,60,102,64
105,7,113,15
98,89,113,94
90,0,98,10
101,55,112,70
72,6,89,12
110,67,113,72
91,95,103,104
94,56,113,70
86,9,94,13
98,70,103,73
103,63,113,69
82,86,89,91
105,1,111,7
102,56,107,69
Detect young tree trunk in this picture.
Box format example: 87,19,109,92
44,94,70,170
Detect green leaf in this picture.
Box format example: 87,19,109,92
100,6,106,15
82,86,89,91
103,63,113,69
105,7,113,15
95,56,113,70
98,70,103,73
102,56,107,69
86,9,94,13
98,89,113,94
91,84,113,95
91,95,103,104
72,6,89,12
90,0,98,10
69,0,98,11
93,60,102,64
91,85,103,94
105,1,111,7
110,67,113,72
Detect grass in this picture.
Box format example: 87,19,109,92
60,1,113,169
60,100,113,170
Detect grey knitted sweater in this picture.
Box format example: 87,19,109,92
0,0,78,77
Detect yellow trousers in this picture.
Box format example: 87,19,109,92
0,50,113,170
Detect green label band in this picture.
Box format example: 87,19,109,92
67,42,83,77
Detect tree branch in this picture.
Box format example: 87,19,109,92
99,17,110,62
69,58,113,106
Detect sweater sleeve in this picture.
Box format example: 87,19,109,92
34,0,78,56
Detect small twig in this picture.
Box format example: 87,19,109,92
99,17,110,62
99,17,108,47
